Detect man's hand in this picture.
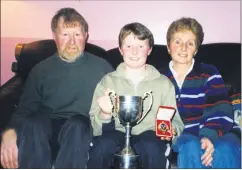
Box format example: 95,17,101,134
97,88,113,119
201,137,214,167
0,129,18,169
160,126,176,141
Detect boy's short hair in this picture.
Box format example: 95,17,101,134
118,22,154,48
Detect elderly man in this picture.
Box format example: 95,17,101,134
0,8,113,169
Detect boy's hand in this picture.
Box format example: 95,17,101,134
160,126,176,141
97,95,112,114
97,88,114,119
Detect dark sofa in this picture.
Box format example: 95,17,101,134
0,39,241,168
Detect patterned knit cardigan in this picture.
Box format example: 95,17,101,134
159,61,235,142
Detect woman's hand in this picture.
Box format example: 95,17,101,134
160,126,177,141
201,137,214,167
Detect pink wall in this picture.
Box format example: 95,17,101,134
1,0,240,85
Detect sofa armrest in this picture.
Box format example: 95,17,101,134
0,75,25,131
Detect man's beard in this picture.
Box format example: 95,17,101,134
61,46,82,63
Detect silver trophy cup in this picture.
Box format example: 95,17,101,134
109,91,153,169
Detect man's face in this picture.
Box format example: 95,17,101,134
119,33,152,69
167,30,197,65
53,17,88,62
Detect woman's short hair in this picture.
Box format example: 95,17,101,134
166,17,204,49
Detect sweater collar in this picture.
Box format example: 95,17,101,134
113,62,161,81
55,52,86,67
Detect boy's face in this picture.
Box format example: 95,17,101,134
119,33,152,69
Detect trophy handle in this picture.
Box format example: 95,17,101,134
137,90,153,124
108,90,120,123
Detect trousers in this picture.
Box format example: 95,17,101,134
173,133,241,168
16,114,92,168
87,130,171,169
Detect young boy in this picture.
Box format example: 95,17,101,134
87,22,184,168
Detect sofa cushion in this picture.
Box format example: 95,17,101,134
15,39,107,77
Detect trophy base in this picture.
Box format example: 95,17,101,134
112,153,139,169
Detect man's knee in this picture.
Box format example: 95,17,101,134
17,114,51,143
16,115,52,168
65,114,91,130
18,114,49,128
58,115,92,146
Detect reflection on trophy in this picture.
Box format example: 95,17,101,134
109,91,153,169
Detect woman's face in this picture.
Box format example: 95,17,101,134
168,30,198,65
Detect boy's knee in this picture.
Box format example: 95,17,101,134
92,137,119,153
135,140,164,154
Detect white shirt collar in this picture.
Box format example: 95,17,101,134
169,58,195,89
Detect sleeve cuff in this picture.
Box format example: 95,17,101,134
96,112,112,124
199,127,219,143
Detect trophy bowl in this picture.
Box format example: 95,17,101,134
116,96,143,126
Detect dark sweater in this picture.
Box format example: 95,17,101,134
8,52,114,129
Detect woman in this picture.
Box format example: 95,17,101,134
159,17,241,168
